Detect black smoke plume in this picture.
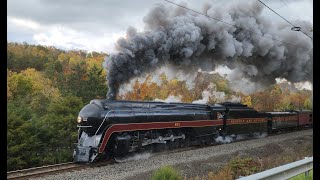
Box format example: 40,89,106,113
105,1,313,99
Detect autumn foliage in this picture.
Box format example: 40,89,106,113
7,42,108,171
119,73,312,112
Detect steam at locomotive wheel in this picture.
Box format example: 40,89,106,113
73,100,312,163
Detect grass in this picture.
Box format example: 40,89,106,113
260,144,313,171
289,170,313,180
173,156,261,180
151,165,182,180
202,156,261,180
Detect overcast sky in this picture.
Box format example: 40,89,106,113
7,0,313,53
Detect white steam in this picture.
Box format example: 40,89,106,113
192,83,241,104
215,132,268,144
114,152,151,163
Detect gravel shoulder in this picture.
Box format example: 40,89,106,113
34,129,313,180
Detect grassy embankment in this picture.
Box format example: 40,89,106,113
151,142,312,180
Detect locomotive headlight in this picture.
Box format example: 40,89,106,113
77,116,82,123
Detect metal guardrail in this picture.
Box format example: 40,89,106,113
237,157,313,180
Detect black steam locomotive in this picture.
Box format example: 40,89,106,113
73,99,313,162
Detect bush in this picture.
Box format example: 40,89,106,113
151,166,182,180
230,157,261,177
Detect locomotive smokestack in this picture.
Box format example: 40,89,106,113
107,84,117,100
105,1,313,98
106,81,119,100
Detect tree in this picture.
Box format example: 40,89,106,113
303,98,312,110
7,70,33,99
7,102,42,170
241,96,252,107
65,61,88,97
83,65,108,101
289,93,306,110
19,68,61,114
7,42,112,170
35,95,84,164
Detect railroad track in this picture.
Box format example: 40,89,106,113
7,162,85,180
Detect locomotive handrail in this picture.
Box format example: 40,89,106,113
94,110,111,136
94,109,136,135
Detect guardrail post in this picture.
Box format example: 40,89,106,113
304,156,310,178
305,170,310,177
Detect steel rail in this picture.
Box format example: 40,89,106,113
7,162,83,180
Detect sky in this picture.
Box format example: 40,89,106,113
7,0,313,53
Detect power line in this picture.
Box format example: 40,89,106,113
162,0,298,46
257,0,313,40
258,0,295,26
299,30,313,40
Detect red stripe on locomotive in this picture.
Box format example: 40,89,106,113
98,120,224,153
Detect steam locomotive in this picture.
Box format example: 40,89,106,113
73,99,313,163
